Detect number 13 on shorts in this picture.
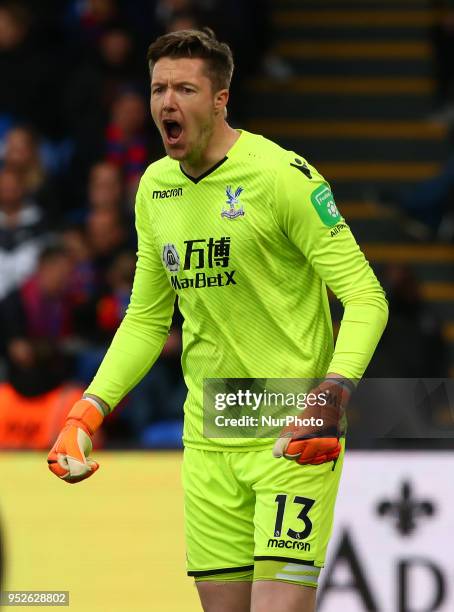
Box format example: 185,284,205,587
273,495,315,541
254,440,345,568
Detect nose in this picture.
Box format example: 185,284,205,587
163,86,177,111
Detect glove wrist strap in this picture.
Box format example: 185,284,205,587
324,377,355,396
66,399,104,436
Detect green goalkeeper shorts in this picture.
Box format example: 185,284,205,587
183,438,345,586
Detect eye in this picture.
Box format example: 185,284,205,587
182,86,194,94
152,86,164,95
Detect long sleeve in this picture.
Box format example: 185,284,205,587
273,159,388,381
85,182,175,409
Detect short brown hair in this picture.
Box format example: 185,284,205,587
147,28,234,92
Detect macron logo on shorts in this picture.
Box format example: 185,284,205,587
267,538,311,551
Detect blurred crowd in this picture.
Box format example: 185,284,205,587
0,0,284,450
387,0,454,240
0,0,450,452
369,1,454,240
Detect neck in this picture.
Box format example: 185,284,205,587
181,121,240,179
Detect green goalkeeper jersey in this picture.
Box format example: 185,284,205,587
86,130,388,450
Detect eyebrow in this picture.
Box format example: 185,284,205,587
151,80,198,87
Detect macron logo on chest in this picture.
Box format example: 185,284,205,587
152,188,183,199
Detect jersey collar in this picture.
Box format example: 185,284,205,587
179,156,228,184
178,129,246,184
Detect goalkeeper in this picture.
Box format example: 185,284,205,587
48,28,388,612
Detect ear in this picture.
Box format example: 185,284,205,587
214,89,229,116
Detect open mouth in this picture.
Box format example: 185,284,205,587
163,119,183,144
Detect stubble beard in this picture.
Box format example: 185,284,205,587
183,117,215,167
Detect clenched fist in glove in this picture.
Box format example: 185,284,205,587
47,397,106,484
272,377,352,466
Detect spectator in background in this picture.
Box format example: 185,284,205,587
69,161,127,223
0,240,96,450
61,224,96,309
86,206,132,286
96,250,135,338
154,0,197,33
166,10,199,34
98,21,143,86
0,167,48,300
0,245,74,397
105,88,149,201
75,249,136,346
0,1,59,137
71,250,136,391
154,1,291,121
62,170,133,344
2,126,59,222
65,0,121,51
88,161,126,213
64,21,144,205
366,263,448,377
376,152,454,241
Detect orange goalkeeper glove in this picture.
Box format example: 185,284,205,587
272,378,352,465
47,398,105,484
